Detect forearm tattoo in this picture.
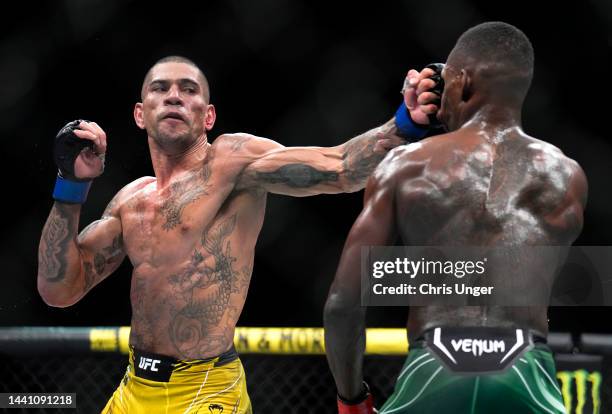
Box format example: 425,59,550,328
256,164,339,188
38,204,78,282
342,134,384,184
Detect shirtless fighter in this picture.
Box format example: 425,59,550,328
324,22,588,413
37,56,439,413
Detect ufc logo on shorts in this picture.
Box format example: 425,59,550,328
138,357,160,372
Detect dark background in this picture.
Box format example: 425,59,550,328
2,0,611,333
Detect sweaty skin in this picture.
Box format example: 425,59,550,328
394,125,587,338
324,106,587,400
37,61,415,359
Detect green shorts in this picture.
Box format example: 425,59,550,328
379,342,566,414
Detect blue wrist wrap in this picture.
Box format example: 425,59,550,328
394,103,429,140
52,175,92,204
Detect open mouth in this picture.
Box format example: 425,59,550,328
161,112,186,122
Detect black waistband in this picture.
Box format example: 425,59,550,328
132,345,239,382
417,326,547,344
416,326,545,374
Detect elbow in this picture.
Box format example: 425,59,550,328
37,279,79,308
39,292,78,308
324,292,364,327
340,180,364,194
338,168,370,194
349,184,365,193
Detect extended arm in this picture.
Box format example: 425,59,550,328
236,118,403,196
235,67,442,196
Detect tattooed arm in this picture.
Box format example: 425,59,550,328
338,119,406,191
37,191,126,307
233,119,403,196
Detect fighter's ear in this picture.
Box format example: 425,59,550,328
460,69,473,102
204,104,216,131
134,102,145,130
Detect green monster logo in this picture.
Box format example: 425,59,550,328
556,370,601,414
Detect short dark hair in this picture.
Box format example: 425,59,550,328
141,55,210,101
448,22,534,93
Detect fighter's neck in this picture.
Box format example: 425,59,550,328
148,134,211,188
459,104,523,138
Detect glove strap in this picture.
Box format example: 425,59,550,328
394,102,429,140
338,383,375,414
53,175,92,204
338,394,374,414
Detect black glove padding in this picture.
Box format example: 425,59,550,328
53,119,94,181
424,63,445,127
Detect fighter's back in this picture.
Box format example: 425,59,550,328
379,126,587,337
394,127,583,245
324,22,585,414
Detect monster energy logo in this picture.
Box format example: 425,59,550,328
556,370,601,414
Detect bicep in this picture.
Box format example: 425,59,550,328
76,210,125,292
241,145,344,196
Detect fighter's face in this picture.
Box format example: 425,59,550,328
437,65,462,131
135,62,215,147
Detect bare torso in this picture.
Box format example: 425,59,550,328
384,126,585,342
116,136,266,359
38,60,403,363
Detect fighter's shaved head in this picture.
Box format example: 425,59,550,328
141,55,210,102
448,22,534,98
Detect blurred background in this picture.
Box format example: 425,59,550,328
1,0,611,333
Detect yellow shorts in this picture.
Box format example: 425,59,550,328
102,346,252,414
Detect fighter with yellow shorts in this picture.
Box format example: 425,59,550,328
102,347,251,414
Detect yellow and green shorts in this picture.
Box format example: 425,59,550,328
102,346,251,414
